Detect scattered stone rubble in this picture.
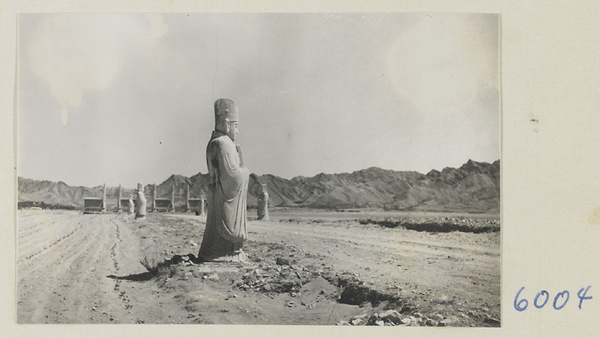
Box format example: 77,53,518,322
338,310,464,327
151,241,499,327
359,217,500,233
233,260,322,294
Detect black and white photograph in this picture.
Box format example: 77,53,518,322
16,13,500,326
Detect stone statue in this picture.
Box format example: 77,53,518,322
171,182,176,212
116,184,122,212
185,184,190,212
135,183,147,219
101,184,107,212
199,98,249,262
257,183,269,221
151,184,157,212
199,198,205,216
128,194,135,215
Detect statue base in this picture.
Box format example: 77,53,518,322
199,249,247,263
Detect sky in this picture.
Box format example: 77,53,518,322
18,13,499,188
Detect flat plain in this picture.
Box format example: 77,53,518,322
17,208,500,326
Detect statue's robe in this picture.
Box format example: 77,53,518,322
199,131,249,261
128,199,135,214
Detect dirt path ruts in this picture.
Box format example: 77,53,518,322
18,210,500,325
17,212,138,323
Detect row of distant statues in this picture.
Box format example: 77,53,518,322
85,183,205,215
129,184,207,218
129,180,268,223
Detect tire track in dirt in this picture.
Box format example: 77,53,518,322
18,214,106,322
18,214,128,323
108,217,136,318
18,219,84,264
17,213,92,275
55,219,116,323
19,211,188,324
17,212,81,259
51,214,137,324
18,211,78,236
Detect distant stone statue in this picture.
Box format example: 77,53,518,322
135,183,147,219
116,184,122,212
101,184,107,212
257,184,269,221
128,195,135,215
171,182,176,212
151,184,157,212
185,184,190,212
200,198,206,216
199,98,249,262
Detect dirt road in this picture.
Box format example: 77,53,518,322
17,210,178,323
17,210,500,326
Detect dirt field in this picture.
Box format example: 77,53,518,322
17,209,500,326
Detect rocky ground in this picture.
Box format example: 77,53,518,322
17,209,500,326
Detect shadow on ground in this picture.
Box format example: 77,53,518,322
107,253,200,282
107,272,154,282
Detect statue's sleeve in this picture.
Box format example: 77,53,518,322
217,140,249,199
206,141,218,186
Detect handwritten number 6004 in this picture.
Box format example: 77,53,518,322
514,286,592,311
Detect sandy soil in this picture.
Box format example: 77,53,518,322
17,209,500,326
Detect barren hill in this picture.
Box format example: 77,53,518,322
18,178,138,209
251,159,499,213
18,159,500,213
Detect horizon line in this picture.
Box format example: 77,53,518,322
17,158,500,189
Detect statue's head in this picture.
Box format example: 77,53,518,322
214,98,239,141
137,183,144,192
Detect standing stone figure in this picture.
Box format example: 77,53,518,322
116,184,122,212
196,197,205,216
101,184,107,212
151,184,157,212
171,182,176,212
185,184,190,212
128,194,135,214
257,184,269,221
199,198,206,216
135,183,147,219
199,98,249,262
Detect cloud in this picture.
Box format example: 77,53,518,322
26,14,168,125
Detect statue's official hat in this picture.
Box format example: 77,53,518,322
214,98,239,122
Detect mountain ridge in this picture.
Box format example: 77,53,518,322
18,159,500,213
